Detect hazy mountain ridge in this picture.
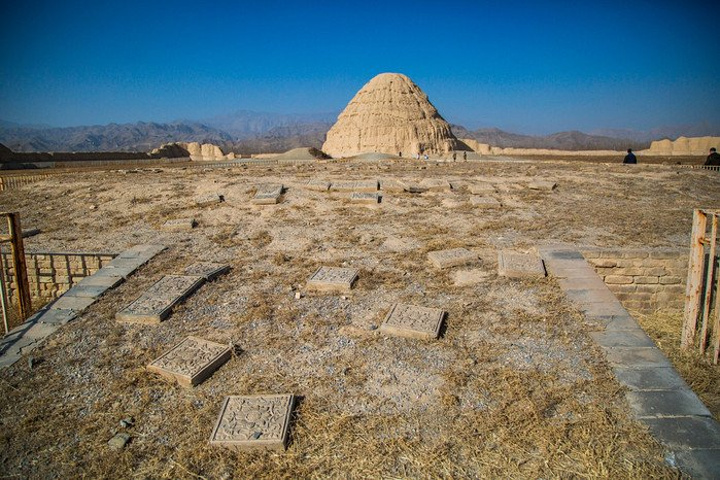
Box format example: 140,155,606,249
1,113,718,154
0,122,233,153
452,126,650,151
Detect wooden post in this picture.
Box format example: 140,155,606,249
5,213,32,321
682,209,707,349
714,268,720,364
0,249,9,334
699,214,718,353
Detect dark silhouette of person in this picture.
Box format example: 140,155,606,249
705,147,720,166
463,151,467,161
623,148,637,164
452,152,457,161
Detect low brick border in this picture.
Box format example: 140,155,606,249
540,246,720,478
0,244,166,368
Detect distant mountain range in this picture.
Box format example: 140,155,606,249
1,112,718,154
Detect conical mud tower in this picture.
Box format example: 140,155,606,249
322,73,462,158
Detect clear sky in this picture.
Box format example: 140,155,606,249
1,0,719,134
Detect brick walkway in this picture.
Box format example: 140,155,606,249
540,246,720,479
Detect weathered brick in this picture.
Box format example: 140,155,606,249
659,276,682,285
616,268,644,276
644,267,667,276
634,276,659,285
649,249,685,259
590,259,617,268
605,275,634,284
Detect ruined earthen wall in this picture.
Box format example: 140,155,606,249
581,248,688,312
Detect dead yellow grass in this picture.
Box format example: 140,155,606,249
633,309,720,420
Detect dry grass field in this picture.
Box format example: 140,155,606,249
0,157,718,478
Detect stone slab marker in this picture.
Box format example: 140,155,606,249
210,394,295,451
306,180,331,192
419,179,451,192
427,248,476,269
468,182,496,194
470,197,501,208
116,275,205,324
147,336,232,387
330,180,378,193
183,262,230,281
380,303,445,340
306,266,359,293
162,218,196,232
528,180,557,191
350,192,380,204
498,250,546,278
252,184,283,205
380,179,407,193
195,193,224,206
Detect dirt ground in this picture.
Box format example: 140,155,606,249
0,157,718,478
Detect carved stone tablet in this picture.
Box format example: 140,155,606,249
210,394,295,451
162,218,196,232
528,180,557,191
195,193,224,206
330,180,378,192
147,336,232,387
380,179,407,193
252,184,283,205
468,182,496,194
306,179,331,192
470,196,501,208
419,178,451,192
116,275,205,324
350,192,380,204
380,303,445,340
427,248,477,269
183,262,230,281
498,250,547,278
306,266,359,293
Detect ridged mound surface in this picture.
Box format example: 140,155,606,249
322,73,460,157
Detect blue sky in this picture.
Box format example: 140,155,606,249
1,0,719,134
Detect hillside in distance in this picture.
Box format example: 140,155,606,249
0,122,233,153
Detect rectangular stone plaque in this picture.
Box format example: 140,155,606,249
195,193,224,206
380,179,407,193
116,274,205,324
427,248,477,269
183,262,230,281
498,250,546,278
252,184,283,205
210,394,295,451
306,179,331,192
470,196,501,208
162,218,196,232
306,266,359,293
528,180,557,191
380,303,445,340
147,336,232,387
468,182,496,194
419,178,451,192
330,180,378,192
350,192,380,204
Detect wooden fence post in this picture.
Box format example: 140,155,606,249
5,213,32,321
682,209,707,349
700,214,718,353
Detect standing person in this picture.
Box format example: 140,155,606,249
452,152,457,162
463,151,467,161
623,148,637,164
705,147,720,166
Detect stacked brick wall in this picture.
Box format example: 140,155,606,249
581,248,688,312
0,251,116,306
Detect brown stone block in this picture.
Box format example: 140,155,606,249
379,304,445,340
590,259,617,268
659,276,682,285
429,248,477,269
306,266,358,294
605,275,633,285
634,276,659,285
147,336,232,387
210,394,294,451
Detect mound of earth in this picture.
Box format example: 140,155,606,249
322,73,464,158
274,147,331,161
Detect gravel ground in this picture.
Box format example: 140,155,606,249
0,157,717,478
